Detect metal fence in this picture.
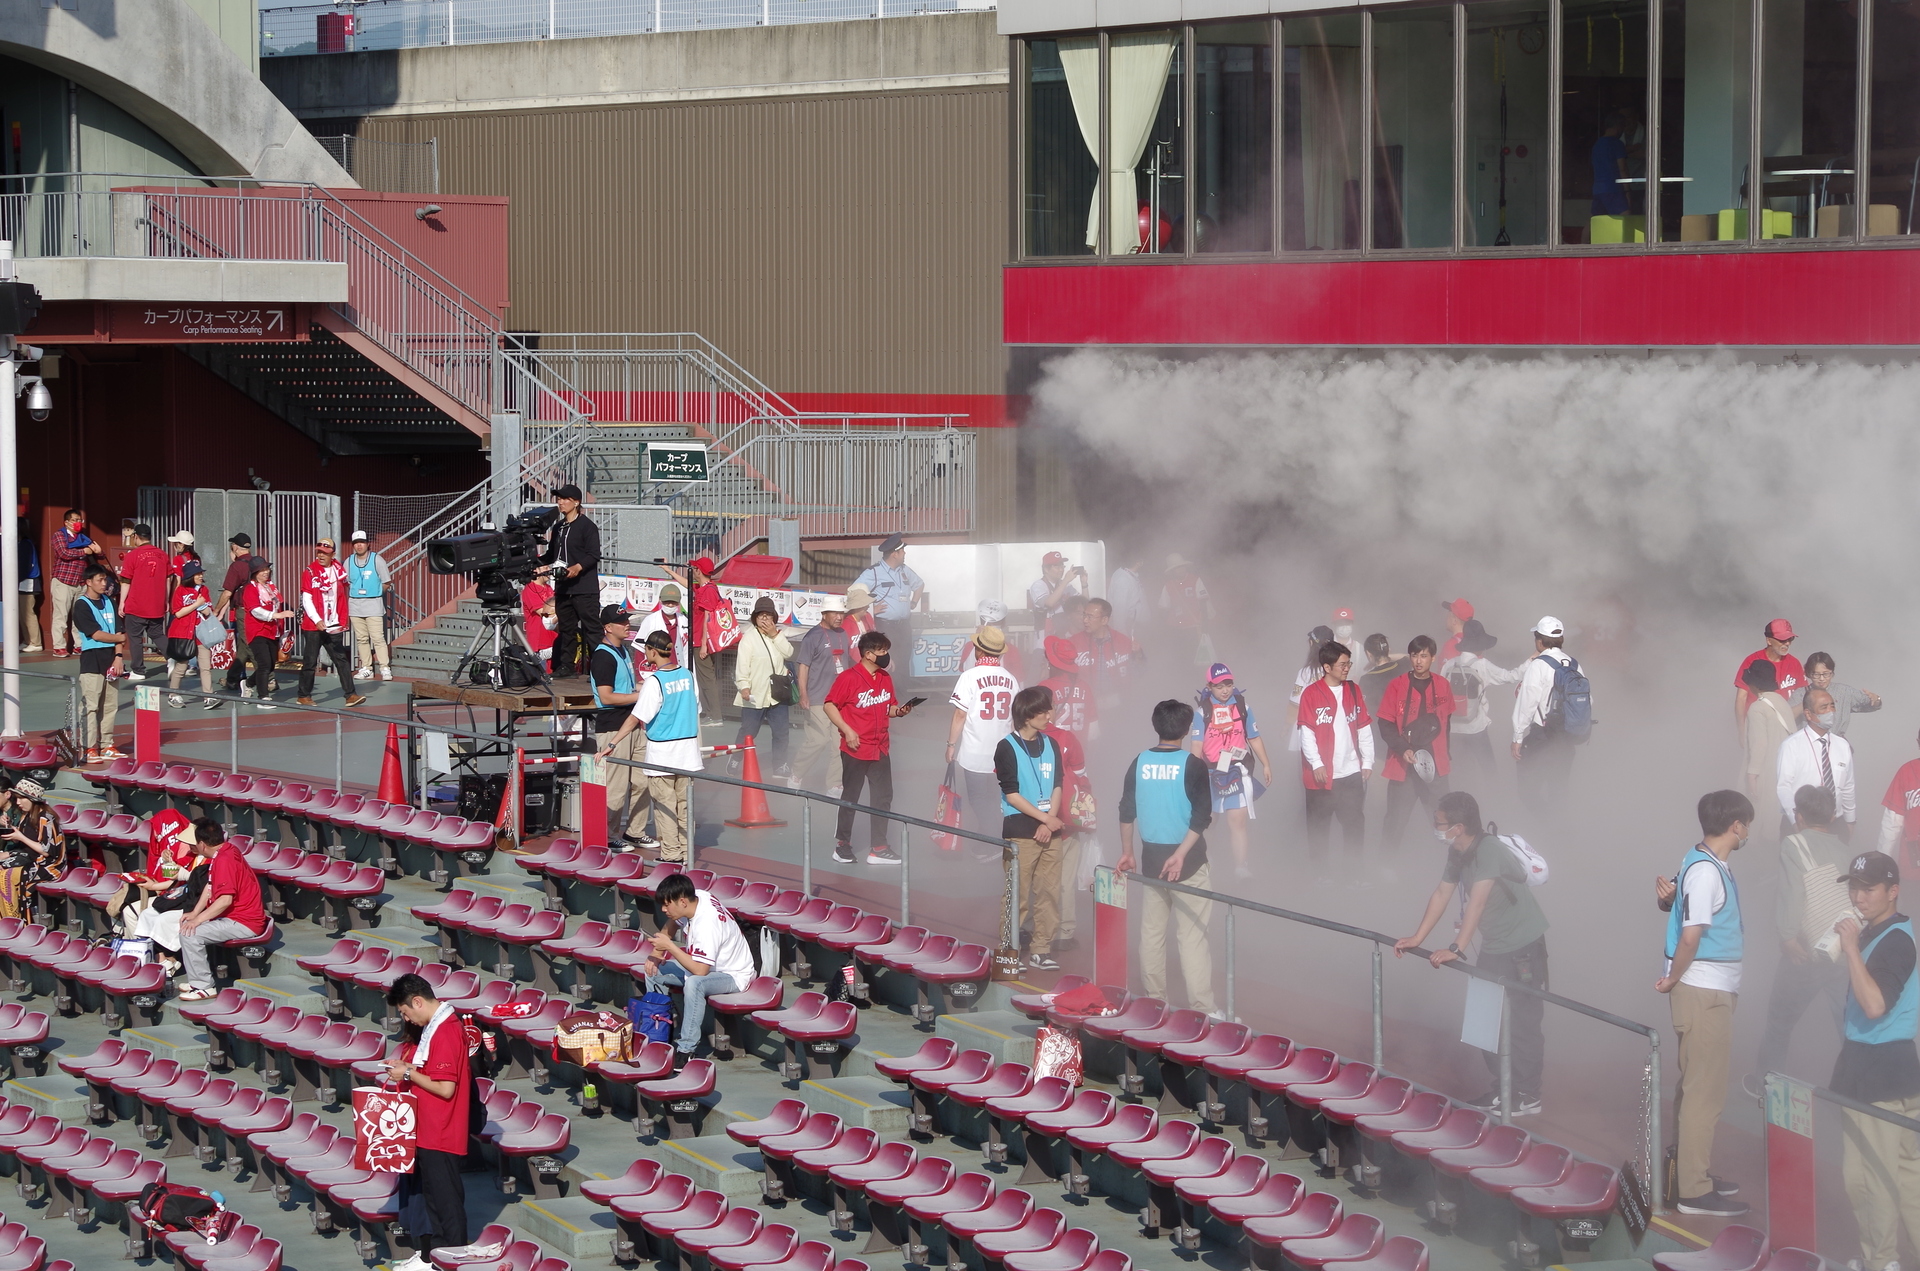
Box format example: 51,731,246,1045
316,136,440,194
261,0,991,56
135,488,343,588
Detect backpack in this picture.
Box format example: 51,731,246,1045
133,1181,240,1244
1538,652,1593,742
1486,821,1549,885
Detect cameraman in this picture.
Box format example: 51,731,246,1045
535,484,602,677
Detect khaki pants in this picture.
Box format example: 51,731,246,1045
350,614,389,671
1671,981,1737,1200
1012,835,1065,957
49,578,79,651
1843,1094,1920,1269
648,773,690,862
604,730,652,841
1055,836,1082,939
792,705,840,790
1140,860,1216,1014
79,671,118,750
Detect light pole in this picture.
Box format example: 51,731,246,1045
1,240,50,739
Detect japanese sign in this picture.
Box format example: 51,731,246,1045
643,444,710,483
111,305,302,342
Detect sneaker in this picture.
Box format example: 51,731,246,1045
22,645,41,653
1677,1192,1751,1217
297,696,316,707
83,748,105,765
202,697,221,710
785,776,802,790
255,701,276,711
391,1255,432,1271
355,667,375,680
380,667,394,681
168,695,185,708
121,670,146,682
833,842,856,865
867,846,902,865
1029,953,1060,971
49,648,68,657
175,986,218,1003
1711,1175,1741,1197
827,785,842,800
240,683,255,699
1468,1090,1541,1115
101,747,129,760
344,694,368,708
772,764,792,779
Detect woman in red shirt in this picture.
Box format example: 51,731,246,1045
165,561,218,708
383,973,472,1269
240,558,294,708
521,580,557,665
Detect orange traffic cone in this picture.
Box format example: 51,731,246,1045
724,737,787,828
377,723,408,805
494,748,524,845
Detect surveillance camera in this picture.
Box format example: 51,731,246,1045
414,204,442,221
22,381,50,423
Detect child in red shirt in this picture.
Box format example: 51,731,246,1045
823,629,920,865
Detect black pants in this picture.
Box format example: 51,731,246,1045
554,590,604,677
1383,772,1451,851
837,753,894,851
248,636,279,699
414,1147,468,1254
1476,937,1549,1098
1304,773,1366,867
124,613,164,669
299,629,353,698
224,621,253,690
1755,946,1848,1078
1517,729,1574,819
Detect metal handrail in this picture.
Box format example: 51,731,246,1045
1128,869,1662,1192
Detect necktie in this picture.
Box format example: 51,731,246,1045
1820,736,1834,794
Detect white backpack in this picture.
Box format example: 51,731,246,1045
1486,821,1549,886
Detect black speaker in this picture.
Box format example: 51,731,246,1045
458,773,507,822
522,771,557,837
0,282,42,336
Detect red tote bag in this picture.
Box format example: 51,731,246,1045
351,1083,419,1173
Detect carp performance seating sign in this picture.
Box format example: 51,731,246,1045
643,443,710,482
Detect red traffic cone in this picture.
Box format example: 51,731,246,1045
494,748,524,844
377,722,408,805
724,737,787,829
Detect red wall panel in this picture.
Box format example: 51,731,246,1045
1004,249,1920,348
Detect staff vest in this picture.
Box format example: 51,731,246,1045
78,595,118,650
648,666,699,742
1846,918,1920,1045
1665,846,1743,965
347,554,384,599
998,734,1059,820
591,641,636,709
1132,747,1195,845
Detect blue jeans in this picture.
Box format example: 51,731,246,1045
736,702,791,769
647,961,744,1054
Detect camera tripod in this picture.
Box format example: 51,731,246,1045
448,606,551,690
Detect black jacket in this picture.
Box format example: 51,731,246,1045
540,513,601,595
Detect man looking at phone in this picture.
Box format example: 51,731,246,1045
823,630,920,866
1830,850,1920,1271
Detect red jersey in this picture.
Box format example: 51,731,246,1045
1374,671,1457,780
1736,650,1804,701
299,560,349,632
207,843,267,935
116,543,170,620
168,552,198,578
521,582,556,654
401,1010,473,1154
1884,760,1920,846
1295,678,1372,790
825,662,896,760
241,581,283,644
1070,629,1136,688
1042,725,1093,833
167,584,211,640
844,611,877,641
1039,673,1095,735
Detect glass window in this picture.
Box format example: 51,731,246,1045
1194,22,1275,253
1868,0,1920,237
1373,7,1457,249
1561,0,1651,244
1656,0,1754,242
1465,1,1552,246
1024,37,1100,256
1759,0,1856,239
1283,15,1365,250
1111,30,1184,254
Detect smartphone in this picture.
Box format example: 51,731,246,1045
904,696,927,709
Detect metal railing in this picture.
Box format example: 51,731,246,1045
317,136,440,194
261,0,987,56
1129,871,1663,1196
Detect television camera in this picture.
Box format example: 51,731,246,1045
423,506,561,687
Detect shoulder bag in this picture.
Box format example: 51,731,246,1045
760,632,795,706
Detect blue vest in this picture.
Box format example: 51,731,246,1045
591,641,637,709
647,666,699,742
1665,846,1743,964
77,595,118,651
998,734,1059,820
1132,747,1195,845
346,554,384,599
1846,918,1920,1045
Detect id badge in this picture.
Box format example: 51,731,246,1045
1036,799,1052,814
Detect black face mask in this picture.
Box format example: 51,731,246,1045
874,653,892,670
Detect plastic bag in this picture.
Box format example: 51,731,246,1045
1033,1026,1084,1086
350,1084,418,1173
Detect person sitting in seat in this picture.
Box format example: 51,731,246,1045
643,872,757,1064
175,819,268,1002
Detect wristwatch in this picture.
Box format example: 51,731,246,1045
1447,943,1462,955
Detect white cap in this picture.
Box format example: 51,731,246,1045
977,598,1008,625
1533,615,1565,638
350,530,370,543
167,530,194,545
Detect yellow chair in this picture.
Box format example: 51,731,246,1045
1716,209,1795,240
1589,214,1646,244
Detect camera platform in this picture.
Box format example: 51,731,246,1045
408,676,600,714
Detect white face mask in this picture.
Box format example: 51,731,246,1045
1814,711,1836,728
1435,828,1454,843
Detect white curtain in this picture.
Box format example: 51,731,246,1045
1299,45,1362,249
1104,31,1177,252
1058,37,1104,249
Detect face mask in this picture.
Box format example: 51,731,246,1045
1815,711,1836,728
1434,828,1453,843
662,604,678,614
874,653,892,670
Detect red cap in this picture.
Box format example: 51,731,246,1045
1442,598,1475,621
689,557,716,577
1766,618,1796,641
1332,607,1354,622
1042,551,1068,566
1044,636,1078,670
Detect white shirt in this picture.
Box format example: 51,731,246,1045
1672,855,1742,993
631,674,703,773
1028,575,1080,618
1441,652,1525,735
1297,681,1376,779
1512,647,1572,742
1777,725,1856,825
679,890,756,985
635,607,692,671
948,663,1022,772
1107,567,1148,640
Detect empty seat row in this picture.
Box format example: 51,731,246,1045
0,919,196,1030
59,1039,292,1181
428,1224,574,1271
583,1041,719,1140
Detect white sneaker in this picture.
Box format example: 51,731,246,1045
391,1255,431,1271
168,695,185,708
240,683,255,699
380,667,393,681
21,645,40,653
354,667,375,680
122,670,146,682
827,785,843,799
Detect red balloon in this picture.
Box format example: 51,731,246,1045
1137,204,1171,251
